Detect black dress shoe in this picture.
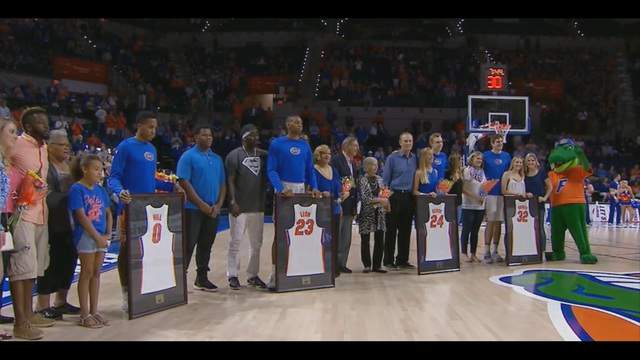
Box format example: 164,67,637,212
373,268,388,274
0,315,14,324
52,302,81,315
339,267,353,274
38,308,63,320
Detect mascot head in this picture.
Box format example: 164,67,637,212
548,138,589,173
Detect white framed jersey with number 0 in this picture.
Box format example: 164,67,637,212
286,204,325,277
140,204,177,295
511,199,537,256
425,202,452,261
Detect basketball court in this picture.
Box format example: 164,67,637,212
2,220,638,341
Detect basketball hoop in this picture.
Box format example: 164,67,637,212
480,121,511,142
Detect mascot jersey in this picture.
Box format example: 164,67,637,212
549,166,591,207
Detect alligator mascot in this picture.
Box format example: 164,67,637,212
546,138,598,264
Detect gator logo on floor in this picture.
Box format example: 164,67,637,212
491,269,640,341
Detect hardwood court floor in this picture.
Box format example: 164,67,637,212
2,223,638,341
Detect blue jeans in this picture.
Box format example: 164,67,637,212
608,202,621,224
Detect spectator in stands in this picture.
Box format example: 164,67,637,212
95,106,107,137
0,97,10,119
116,111,127,138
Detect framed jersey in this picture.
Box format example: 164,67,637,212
503,195,542,266
415,194,460,275
126,193,187,319
275,194,335,292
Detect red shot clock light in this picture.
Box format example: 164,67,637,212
481,64,508,91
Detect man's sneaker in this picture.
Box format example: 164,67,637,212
372,268,388,274
52,302,81,315
194,277,218,292
13,324,43,340
30,313,55,328
247,276,267,289
229,277,241,290
491,252,504,263
398,263,416,269
37,308,63,321
483,253,494,264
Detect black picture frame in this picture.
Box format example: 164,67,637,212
415,194,460,275
125,193,187,319
503,195,542,266
274,194,335,292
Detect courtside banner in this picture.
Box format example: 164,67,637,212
275,194,335,292
415,194,460,275
126,194,187,319
504,195,542,266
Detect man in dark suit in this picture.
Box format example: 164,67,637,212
331,136,360,274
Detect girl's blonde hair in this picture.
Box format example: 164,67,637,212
313,144,331,164
418,147,434,184
525,153,541,173
508,156,525,179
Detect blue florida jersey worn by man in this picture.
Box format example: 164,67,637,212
483,150,512,195
433,152,448,182
108,137,173,212
267,136,318,192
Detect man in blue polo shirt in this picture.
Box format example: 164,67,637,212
382,132,417,270
177,124,226,292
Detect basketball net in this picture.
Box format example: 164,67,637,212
480,121,511,143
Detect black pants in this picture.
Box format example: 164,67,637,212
1,252,8,309
37,230,77,295
185,209,220,276
461,209,484,255
538,202,548,251
332,214,340,276
361,230,384,269
384,192,414,266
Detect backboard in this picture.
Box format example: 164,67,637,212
467,95,530,135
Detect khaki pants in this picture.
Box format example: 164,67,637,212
8,220,49,281
227,212,264,279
